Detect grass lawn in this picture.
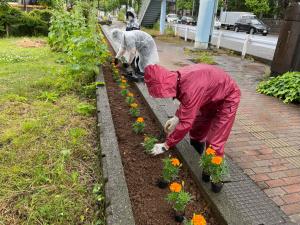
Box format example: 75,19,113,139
0,38,104,224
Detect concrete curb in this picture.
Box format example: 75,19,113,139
96,67,135,225
102,25,294,225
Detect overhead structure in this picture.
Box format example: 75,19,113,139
138,0,163,27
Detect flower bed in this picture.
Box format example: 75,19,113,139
102,45,219,224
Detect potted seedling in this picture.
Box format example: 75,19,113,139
209,156,228,193
126,92,135,105
199,146,216,182
167,182,192,223
157,156,181,189
132,117,145,134
184,213,207,225
142,136,158,154
129,103,140,117
120,78,128,88
120,85,129,97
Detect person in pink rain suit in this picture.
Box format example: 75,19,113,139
144,64,241,156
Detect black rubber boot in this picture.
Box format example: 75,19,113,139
190,139,205,155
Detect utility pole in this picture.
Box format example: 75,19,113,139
192,0,195,17
160,0,167,34
194,0,215,49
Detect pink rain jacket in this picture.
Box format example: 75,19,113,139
144,64,241,155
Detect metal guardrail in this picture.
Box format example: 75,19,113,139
169,23,277,61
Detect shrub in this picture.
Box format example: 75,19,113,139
257,71,300,103
117,8,125,22
0,6,50,37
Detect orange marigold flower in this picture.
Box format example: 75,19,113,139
211,156,223,165
192,214,206,225
127,92,134,97
206,146,216,156
121,79,127,83
169,182,182,193
171,158,180,167
130,103,138,108
136,117,144,123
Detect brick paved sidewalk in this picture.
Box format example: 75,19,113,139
155,39,300,224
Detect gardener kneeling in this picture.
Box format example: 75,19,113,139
144,64,241,157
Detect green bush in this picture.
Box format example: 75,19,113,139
48,2,109,88
29,9,52,24
0,6,50,37
117,8,125,22
257,71,300,103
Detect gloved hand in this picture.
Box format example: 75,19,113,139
151,143,169,156
114,57,119,65
164,116,179,134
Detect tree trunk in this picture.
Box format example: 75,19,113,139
5,24,9,37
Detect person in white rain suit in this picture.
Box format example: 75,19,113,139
111,29,159,80
126,9,140,31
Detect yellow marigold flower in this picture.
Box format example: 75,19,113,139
120,85,126,89
169,182,182,193
192,214,206,225
211,156,223,165
144,136,150,142
127,92,134,97
136,117,144,123
171,158,180,167
130,103,138,108
206,146,216,156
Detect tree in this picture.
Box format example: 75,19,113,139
245,0,270,17
176,0,193,15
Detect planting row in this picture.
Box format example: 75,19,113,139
107,61,228,224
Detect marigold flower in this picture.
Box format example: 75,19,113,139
171,158,180,167
144,136,150,142
169,182,182,193
192,214,206,225
120,85,126,89
211,156,223,165
121,79,127,84
130,103,138,108
127,92,134,97
206,146,216,156
136,117,144,123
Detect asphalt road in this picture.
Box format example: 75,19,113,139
169,23,279,61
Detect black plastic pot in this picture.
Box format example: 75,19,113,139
211,182,224,193
174,211,185,223
202,171,210,183
156,178,169,189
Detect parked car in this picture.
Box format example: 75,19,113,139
178,16,196,26
234,18,269,36
214,18,221,29
166,14,179,23
220,11,255,30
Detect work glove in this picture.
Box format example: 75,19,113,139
151,143,169,156
164,116,179,134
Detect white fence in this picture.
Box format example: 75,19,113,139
169,24,278,61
